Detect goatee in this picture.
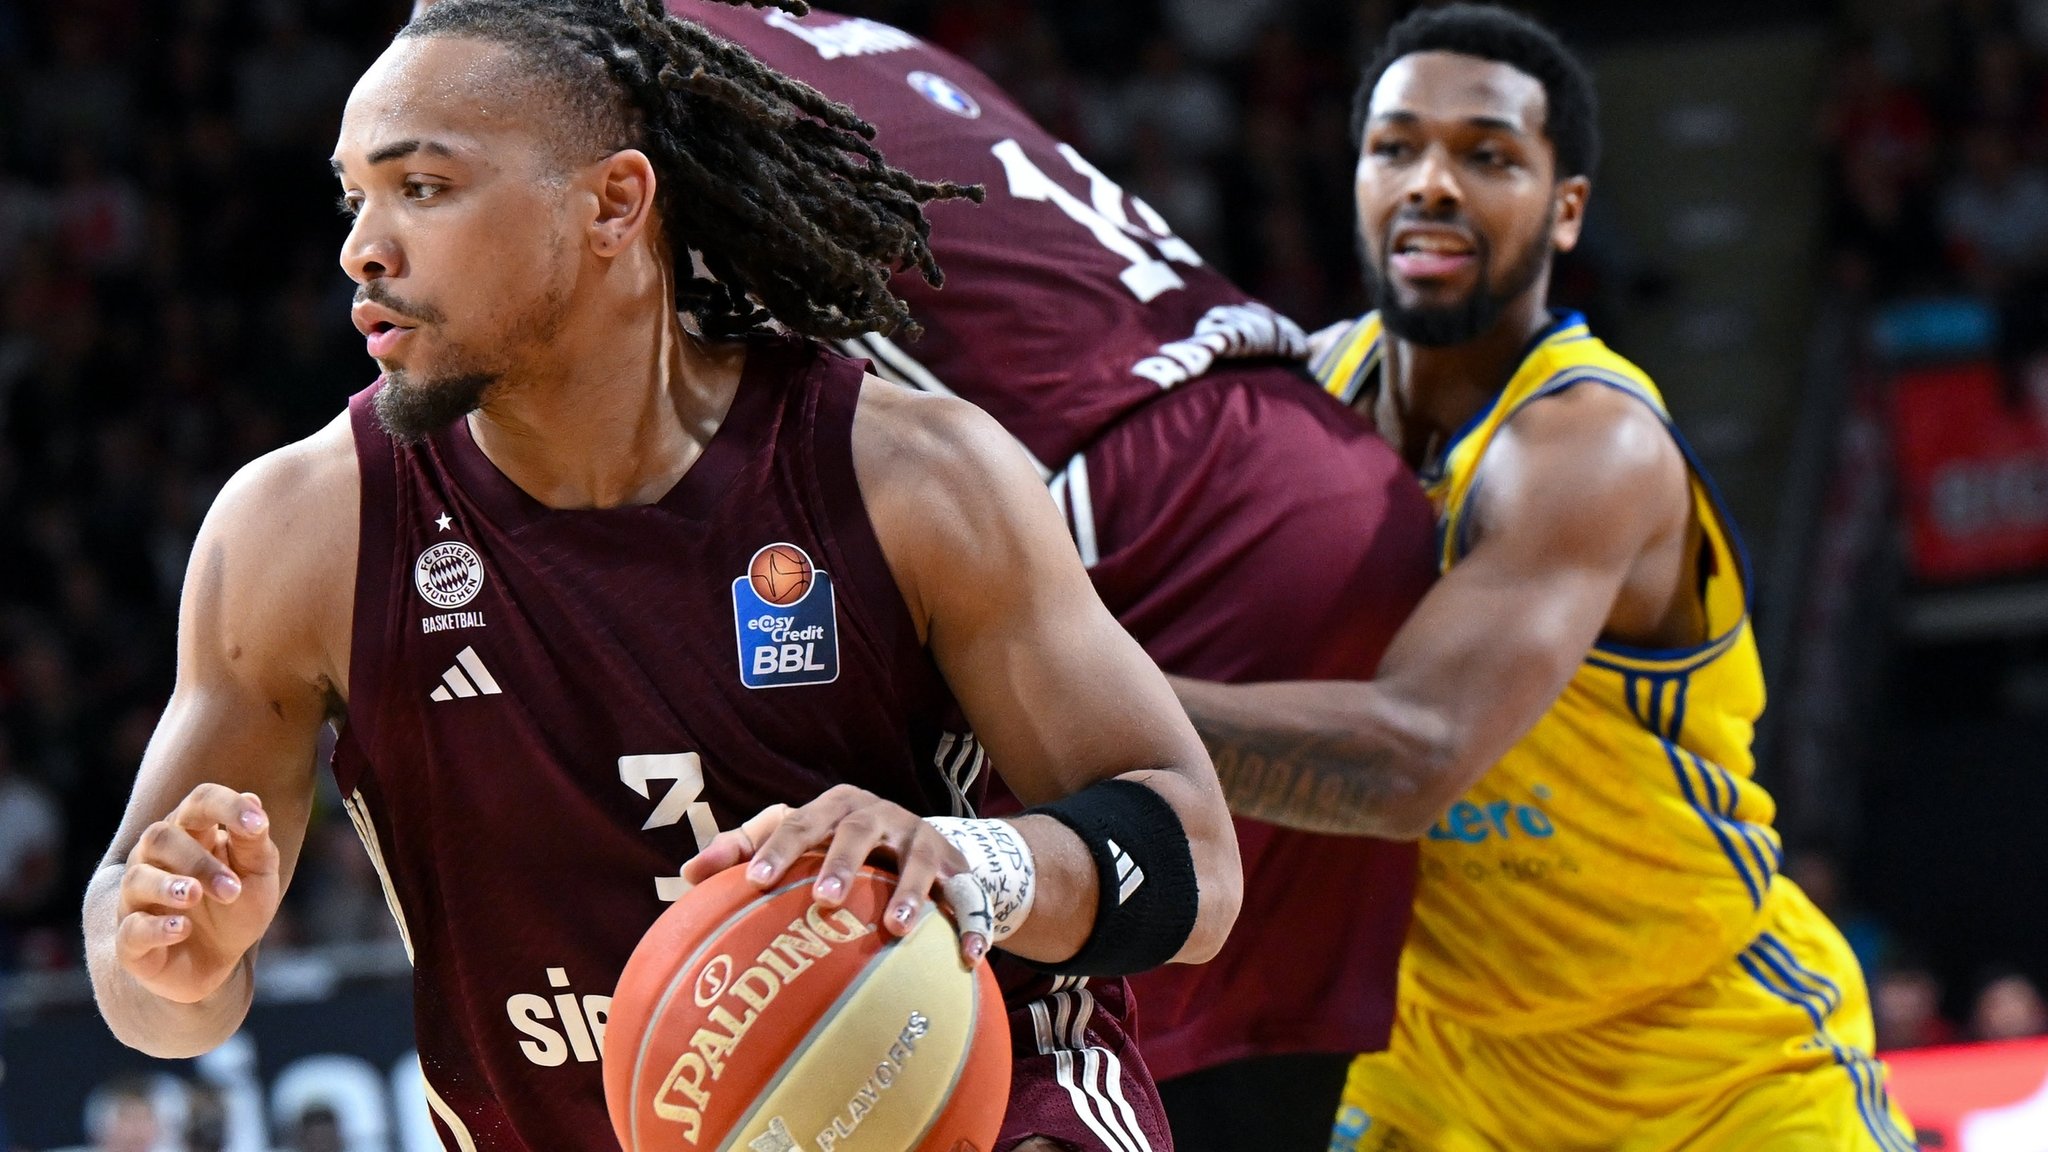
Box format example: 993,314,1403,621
1369,211,1553,347
374,369,495,444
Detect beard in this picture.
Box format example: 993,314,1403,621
1367,208,1555,347
361,276,571,443
374,366,498,443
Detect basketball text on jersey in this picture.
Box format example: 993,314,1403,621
1130,303,1311,389
732,543,840,689
763,10,916,61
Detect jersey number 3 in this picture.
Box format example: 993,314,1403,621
992,139,1203,303
619,753,720,901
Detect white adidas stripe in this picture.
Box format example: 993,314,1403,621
1026,986,1154,1152
429,647,502,702
1108,840,1145,904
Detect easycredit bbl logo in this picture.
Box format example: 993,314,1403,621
732,543,839,689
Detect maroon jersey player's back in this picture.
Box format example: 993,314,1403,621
686,4,1433,1086
682,1,1306,473
330,339,969,1152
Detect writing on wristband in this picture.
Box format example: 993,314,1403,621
925,816,1036,944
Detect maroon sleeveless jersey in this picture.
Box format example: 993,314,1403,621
681,3,1426,1079
331,339,987,1151
680,1,1307,474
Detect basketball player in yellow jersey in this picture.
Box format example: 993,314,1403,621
1170,6,1916,1150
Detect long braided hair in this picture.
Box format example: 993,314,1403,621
399,0,981,340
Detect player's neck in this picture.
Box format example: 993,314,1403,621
465,309,746,511
1382,295,1554,457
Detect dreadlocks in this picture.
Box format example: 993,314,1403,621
399,0,981,340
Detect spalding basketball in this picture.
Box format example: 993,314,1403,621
603,855,1011,1152
748,543,815,607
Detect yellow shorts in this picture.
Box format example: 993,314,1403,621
1330,883,1917,1152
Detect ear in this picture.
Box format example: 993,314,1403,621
1550,175,1590,254
587,148,658,258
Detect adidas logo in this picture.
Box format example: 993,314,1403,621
429,646,503,702
1107,838,1144,905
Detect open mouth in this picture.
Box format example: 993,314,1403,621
1389,229,1479,281
365,321,417,357
1395,235,1475,257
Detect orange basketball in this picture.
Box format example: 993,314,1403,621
603,854,1011,1152
748,543,816,607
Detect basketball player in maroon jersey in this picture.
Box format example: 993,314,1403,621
665,6,1439,1150
80,4,1242,1152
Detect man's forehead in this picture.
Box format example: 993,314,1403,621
1368,51,1548,131
337,36,528,153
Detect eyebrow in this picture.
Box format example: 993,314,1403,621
1370,110,1530,136
329,139,457,175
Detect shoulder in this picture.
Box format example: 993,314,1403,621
1468,379,1687,556
186,412,358,684
848,374,1060,631
202,411,359,560
849,373,1040,498
1496,378,1678,475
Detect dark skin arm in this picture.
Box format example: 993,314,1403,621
1174,384,1697,839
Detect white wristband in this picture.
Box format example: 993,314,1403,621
925,816,1037,946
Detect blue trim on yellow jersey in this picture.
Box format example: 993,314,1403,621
1427,311,1588,485
1741,943,1825,1029
1312,318,1383,406
1475,362,1758,674
1740,941,1916,1152
1760,934,1842,1014
1664,740,1763,909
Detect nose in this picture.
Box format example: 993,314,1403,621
1403,143,1462,216
338,211,404,285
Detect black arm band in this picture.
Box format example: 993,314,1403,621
1022,778,1199,977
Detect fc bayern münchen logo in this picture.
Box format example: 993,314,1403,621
415,540,485,609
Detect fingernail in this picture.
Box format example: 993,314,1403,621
748,859,775,883
963,933,988,963
213,874,242,899
170,879,192,901
166,916,185,933
239,809,267,833
816,875,844,901
892,902,916,927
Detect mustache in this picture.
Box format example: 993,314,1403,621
354,282,444,326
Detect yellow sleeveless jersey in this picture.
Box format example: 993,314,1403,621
1313,311,1778,1034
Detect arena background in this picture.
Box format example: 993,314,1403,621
2,0,2046,1148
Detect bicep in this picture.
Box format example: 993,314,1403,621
102,462,345,885
925,503,1197,806
1375,405,1679,782
858,393,1203,804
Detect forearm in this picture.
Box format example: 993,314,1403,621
991,812,1097,964
990,766,1237,967
1171,675,1459,840
84,865,256,1058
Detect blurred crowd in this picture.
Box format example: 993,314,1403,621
1815,0,2048,1049
1823,0,2048,364
0,0,418,979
